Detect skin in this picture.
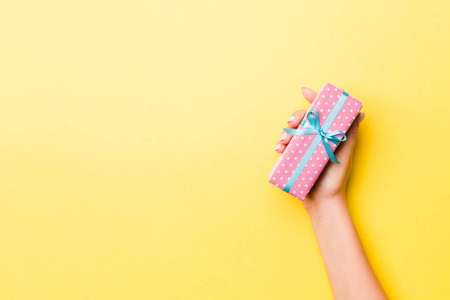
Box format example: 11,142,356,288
275,87,387,300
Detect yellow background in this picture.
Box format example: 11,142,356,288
0,0,449,299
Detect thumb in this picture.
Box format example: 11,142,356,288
347,112,365,146
334,112,365,162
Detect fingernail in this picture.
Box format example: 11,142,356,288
275,144,281,151
280,133,288,141
287,116,296,123
357,112,365,123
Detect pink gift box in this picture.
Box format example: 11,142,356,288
269,83,363,201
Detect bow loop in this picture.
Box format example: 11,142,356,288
305,109,321,130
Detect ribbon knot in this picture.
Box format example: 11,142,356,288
283,109,347,164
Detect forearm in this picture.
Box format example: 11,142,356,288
307,196,387,300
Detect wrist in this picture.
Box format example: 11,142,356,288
304,193,347,216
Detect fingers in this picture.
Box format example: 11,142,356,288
275,143,286,153
275,130,290,153
287,110,306,129
274,86,316,154
301,87,317,104
275,110,306,153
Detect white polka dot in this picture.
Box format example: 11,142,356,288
301,137,304,139
272,177,276,180
338,116,341,119
300,191,303,194
330,95,333,98
302,177,305,180
343,109,346,112
348,123,351,126
299,150,302,153
325,102,328,105
312,164,315,167
294,157,297,160
293,191,296,194
323,116,326,119
350,109,353,112
305,184,308,187
345,116,348,119
332,102,335,105
340,123,343,126
319,164,322,167
316,157,319,160
298,184,301,187
280,177,283,180
287,157,290,160
328,109,331,112
289,164,293,167
292,150,295,153
310,177,313,180
334,88,337,91
296,143,299,146
276,184,278,187
304,143,307,146
333,123,336,126
314,171,317,173
355,103,358,105
285,170,288,173
277,170,280,173
308,137,311,140
282,164,285,166
307,171,310,173
320,109,323,112
348,102,351,105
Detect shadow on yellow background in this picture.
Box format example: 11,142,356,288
0,0,449,299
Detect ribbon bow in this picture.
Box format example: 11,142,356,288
283,109,347,164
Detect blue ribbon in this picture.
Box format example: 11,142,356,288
282,91,349,193
283,109,346,164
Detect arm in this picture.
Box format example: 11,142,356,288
276,87,387,300
307,197,386,300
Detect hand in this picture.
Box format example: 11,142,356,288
275,87,365,212
275,90,386,299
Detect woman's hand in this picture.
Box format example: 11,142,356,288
275,87,386,300
275,87,365,212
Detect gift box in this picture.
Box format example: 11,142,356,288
268,83,363,201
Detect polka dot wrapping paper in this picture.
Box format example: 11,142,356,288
268,83,363,201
